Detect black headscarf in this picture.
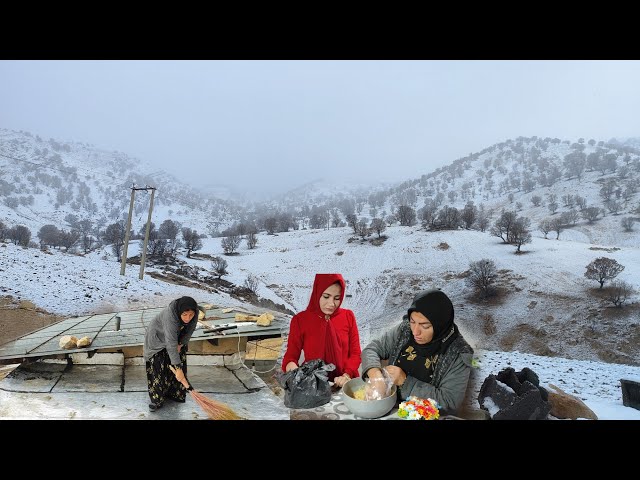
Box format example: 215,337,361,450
176,296,198,315
406,289,459,357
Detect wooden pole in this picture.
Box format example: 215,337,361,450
139,187,156,280
120,186,136,276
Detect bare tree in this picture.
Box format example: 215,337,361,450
584,257,625,289
246,232,258,249
460,202,477,229
606,280,633,307
104,221,126,262
264,217,277,234
466,259,497,299
396,205,416,226
621,217,635,232
605,199,622,215
243,274,259,293
221,234,241,255
550,217,563,240
181,228,203,258
490,210,517,243
581,206,601,223
511,217,532,253
59,229,80,252
345,213,358,234
384,214,396,227
538,219,552,239
9,225,31,247
370,218,386,238
356,219,370,240
210,256,228,278
530,195,542,207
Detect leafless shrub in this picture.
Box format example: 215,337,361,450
243,274,259,293
466,259,497,299
605,280,633,307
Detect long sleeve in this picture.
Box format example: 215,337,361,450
360,323,403,379
163,311,182,365
399,353,472,413
343,310,362,378
281,315,303,371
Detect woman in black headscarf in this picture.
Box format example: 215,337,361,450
143,296,199,411
361,289,474,415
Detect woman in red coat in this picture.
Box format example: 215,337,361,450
282,273,361,387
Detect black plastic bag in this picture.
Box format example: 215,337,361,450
276,359,336,409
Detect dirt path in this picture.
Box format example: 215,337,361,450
0,295,64,346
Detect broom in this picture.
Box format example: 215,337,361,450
169,365,243,420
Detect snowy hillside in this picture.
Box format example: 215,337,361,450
2,223,639,367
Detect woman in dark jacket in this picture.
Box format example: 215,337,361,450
361,289,473,415
143,296,199,411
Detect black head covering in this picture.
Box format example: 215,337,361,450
407,289,455,342
176,296,198,315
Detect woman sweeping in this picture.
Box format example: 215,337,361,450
143,296,199,412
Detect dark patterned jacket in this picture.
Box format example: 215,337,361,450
361,318,474,414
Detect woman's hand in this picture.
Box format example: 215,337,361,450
168,365,189,389
333,373,351,388
384,365,407,386
364,368,388,399
285,362,298,372
177,343,182,352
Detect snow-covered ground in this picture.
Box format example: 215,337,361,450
2,223,640,419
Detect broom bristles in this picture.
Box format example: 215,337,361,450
189,389,242,420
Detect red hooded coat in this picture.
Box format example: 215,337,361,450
281,273,361,380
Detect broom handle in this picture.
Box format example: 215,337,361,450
169,364,194,391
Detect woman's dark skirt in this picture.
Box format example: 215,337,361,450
146,347,188,407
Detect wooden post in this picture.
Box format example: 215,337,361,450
120,186,136,276
139,187,156,280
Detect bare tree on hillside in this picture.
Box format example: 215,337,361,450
466,259,497,299
538,218,552,239
490,210,517,243
511,217,532,253
385,214,396,227
78,219,94,253
581,206,601,223
104,221,126,262
606,280,633,307
264,217,277,234
397,205,416,226
460,202,477,229
605,199,622,215
59,229,80,252
244,274,259,293
345,213,358,233
621,217,635,232
550,217,563,240
221,234,241,255
182,228,203,258
210,256,228,278
8,225,31,247
247,232,258,249
370,218,386,238
584,257,625,289
356,219,370,240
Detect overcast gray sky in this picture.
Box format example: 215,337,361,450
2,60,640,196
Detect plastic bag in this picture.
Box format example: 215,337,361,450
276,359,336,409
364,368,395,400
